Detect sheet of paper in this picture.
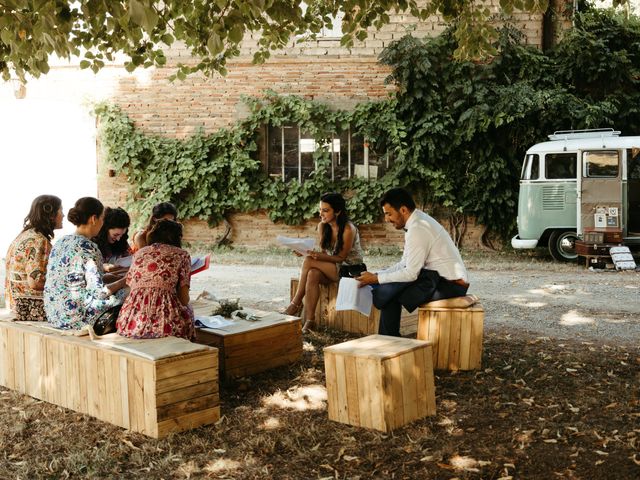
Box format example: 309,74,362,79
335,277,373,316
194,315,236,329
276,235,315,256
113,256,132,268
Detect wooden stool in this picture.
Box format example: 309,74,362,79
417,295,484,371
324,335,436,432
290,278,418,335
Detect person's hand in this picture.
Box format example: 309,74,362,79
307,250,320,260
293,251,303,257
356,271,378,287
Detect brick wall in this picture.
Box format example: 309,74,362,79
91,2,544,248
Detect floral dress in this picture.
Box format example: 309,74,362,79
4,229,51,321
44,235,126,329
116,243,195,340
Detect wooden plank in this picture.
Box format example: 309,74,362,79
157,393,219,422
84,347,100,418
436,312,451,370
334,353,349,424
13,328,27,394
156,367,217,394
223,336,301,362
155,351,218,380
344,355,360,426
224,350,302,379
459,311,472,370
413,347,427,418
96,349,108,424
156,381,219,407
355,356,372,429
324,351,339,422
368,359,385,431
423,344,437,415
24,332,44,399
428,313,439,366
156,406,220,438
399,348,418,424
142,361,157,437
0,326,8,387
127,357,143,433
387,355,405,430
119,356,130,430
66,344,82,412
223,322,300,346
4,327,18,391
448,313,462,371
469,306,484,370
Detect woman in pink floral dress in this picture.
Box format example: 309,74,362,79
116,219,195,340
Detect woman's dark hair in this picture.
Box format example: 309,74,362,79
146,202,178,230
67,197,104,226
379,187,416,211
319,192,349,255
22,194,62,241
147,219,183,248
93,207,131,259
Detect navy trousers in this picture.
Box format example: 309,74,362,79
372,269,468,337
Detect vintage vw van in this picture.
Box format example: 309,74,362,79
512,129,640,261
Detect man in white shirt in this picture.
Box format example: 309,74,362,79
358,188,469,337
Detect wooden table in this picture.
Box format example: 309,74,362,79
194,308,302,380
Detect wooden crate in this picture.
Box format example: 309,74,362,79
417,296,484,371
0,321,219,438
290,278,417,336
324,335,436,432
195,310,302,380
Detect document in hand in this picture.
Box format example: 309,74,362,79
275,235,315,256
190,254,211,276
113,256,133,268
335,277,373,316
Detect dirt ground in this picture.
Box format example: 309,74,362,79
0,251,639,479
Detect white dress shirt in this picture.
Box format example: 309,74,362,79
377,209,468,284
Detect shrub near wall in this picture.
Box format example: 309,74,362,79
97,9,640,244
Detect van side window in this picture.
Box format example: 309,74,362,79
582,151,619,178
628,148,640,179
545,153,576,179
521,154,539,180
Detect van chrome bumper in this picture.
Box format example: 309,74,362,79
511,235,539,249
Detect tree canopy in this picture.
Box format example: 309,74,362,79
0,0,558,83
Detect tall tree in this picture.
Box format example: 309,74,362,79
0,0,624,82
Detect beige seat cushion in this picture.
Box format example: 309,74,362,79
421,294,479,309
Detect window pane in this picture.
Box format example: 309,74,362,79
545,153,576,179
267,125,283,178
522,154,539,180
283,125,299,182
583,151,619,178
299,130,315,180
628,148,640,180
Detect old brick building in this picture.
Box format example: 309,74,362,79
1,2,555,250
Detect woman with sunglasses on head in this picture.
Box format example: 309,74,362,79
5,195,64,321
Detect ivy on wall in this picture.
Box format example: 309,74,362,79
97,8,640,239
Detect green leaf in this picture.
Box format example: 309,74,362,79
207,32,224,56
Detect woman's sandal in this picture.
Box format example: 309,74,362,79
282,301,303,317
302,319,314,334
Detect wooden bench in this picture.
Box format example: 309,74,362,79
290,278,417,335
417,295,484,371
0,320,220,438
324,335,436,432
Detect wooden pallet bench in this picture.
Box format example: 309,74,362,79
290,278,417,336
0,320,220,438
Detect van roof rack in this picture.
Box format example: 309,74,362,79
548,128,621,141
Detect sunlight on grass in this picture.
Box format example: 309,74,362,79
303,341,316,352
560,310,595,326
449,454,492,472
262,384,327,411
203,458,242,474
260,416,281,430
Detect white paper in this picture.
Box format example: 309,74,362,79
113,256,132,268
191,256,205,270
335,277,373,316
194,315,236,329
276,235,315,256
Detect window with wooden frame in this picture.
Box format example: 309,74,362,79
258,124,392,182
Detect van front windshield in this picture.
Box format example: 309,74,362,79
521,154,539,180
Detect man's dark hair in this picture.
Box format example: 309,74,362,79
379,188,416,211
147,219,183,248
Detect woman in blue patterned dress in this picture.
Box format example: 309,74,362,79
44,197,128,330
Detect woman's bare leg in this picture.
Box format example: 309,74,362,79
288,257,338,314
302,261,339,331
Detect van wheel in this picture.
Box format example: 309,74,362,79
548,230,579,262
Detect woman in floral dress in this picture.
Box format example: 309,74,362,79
44,197,127,329
5,195,63,321
117,219,195,340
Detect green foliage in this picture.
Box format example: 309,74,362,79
1,0,557,83
97,9,640,237
96,91,408,227
380,9,640,235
